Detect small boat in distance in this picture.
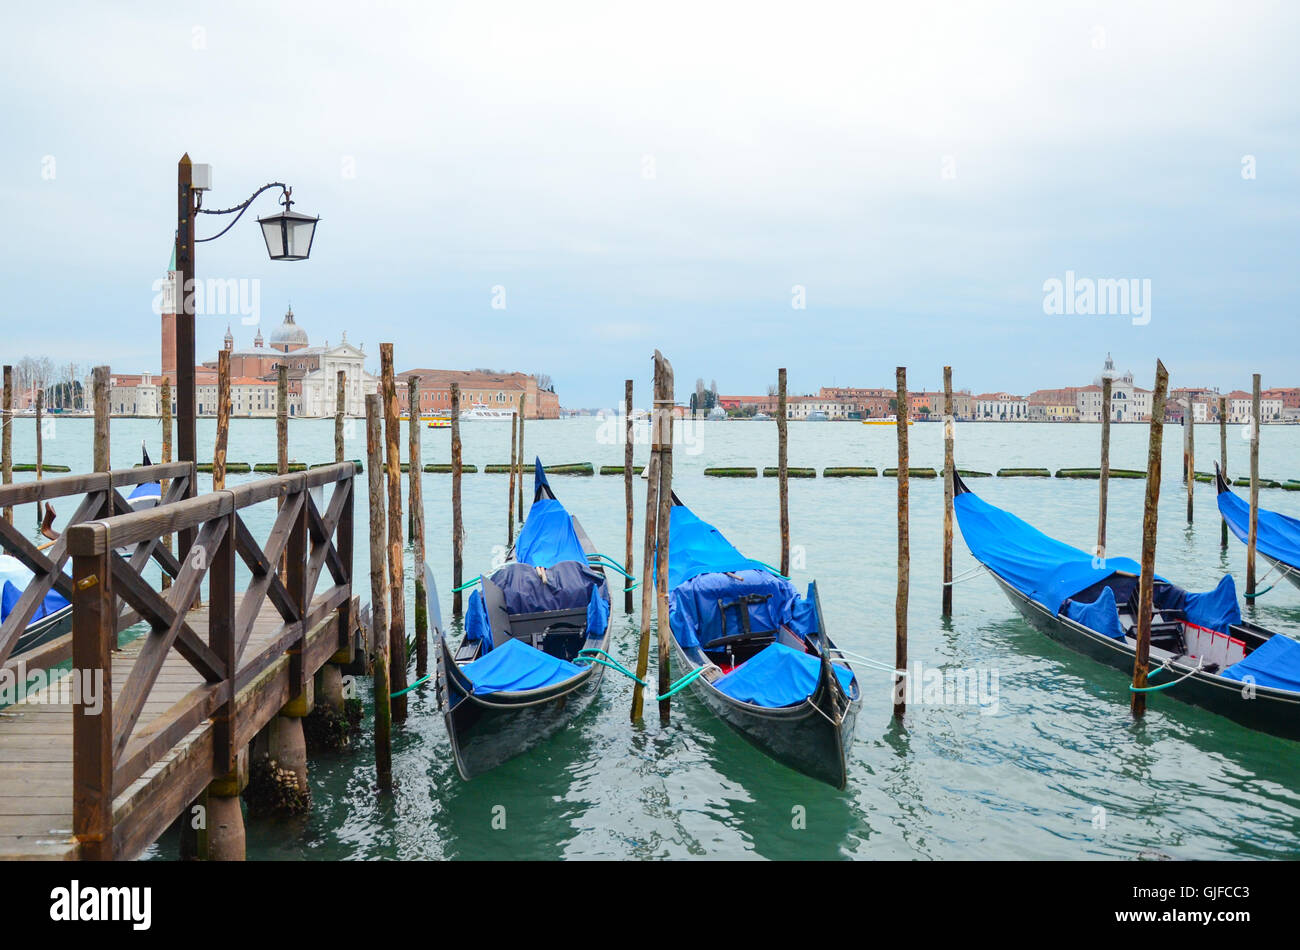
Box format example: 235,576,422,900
955,472,1300,739
460,403,516,421
426,417,451,429
1216,465,1300,592
862,415,912,425
665,495,861,787
437,459,612,779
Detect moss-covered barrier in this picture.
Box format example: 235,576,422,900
762,467,816,478
197,462,252,474
1055,468,1146,479
599,465,646,475
883,467,938,477
997,468,1051,477
1285,480,1300,491
424,463,477,473
1233,476,1283,489
12,463,71,473
704,467,758,477
956,469,992,478
822,467,877,477
544,462,594,475
253,462,307,473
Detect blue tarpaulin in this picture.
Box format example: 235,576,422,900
516,499,588,568
1222,634,1300,692
1219,482,1300,570
665,505,773,590
714,642,855,707
669,569,817,650
1,581,69,624
1157,575,1242,634
1063,586,1126,639
956,490,1155,614
460,638,585,695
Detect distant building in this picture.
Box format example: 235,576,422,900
395,369,559,419
973,392,1029,421
1226,391,1284,424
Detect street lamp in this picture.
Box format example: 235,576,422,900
173,153,318,543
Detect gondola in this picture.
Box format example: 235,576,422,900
1215,464,1300,592
954,473,1300,739
664,495,860,788
3,442,161,659
436,459,612,779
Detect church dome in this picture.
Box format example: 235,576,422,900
269,307,309,350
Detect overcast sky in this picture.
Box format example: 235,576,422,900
2,1,1297,405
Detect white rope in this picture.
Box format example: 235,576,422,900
825,646,907,677
943,564,988,586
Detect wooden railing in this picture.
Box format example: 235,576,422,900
67,461,354,860
0,462,193,674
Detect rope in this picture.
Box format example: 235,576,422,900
587,554,635,579
752,560,790,580
574,648,648,686
1244,561,1284,598
1129,657,1204,693
451,575,481,593
943,565,988,586
825,646,907,677
656,665,708,700
390,672,433,698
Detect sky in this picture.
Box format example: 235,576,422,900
2,0,1297,406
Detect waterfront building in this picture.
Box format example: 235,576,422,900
395,369,560,419
973,392,1029,421
1227,390,1284,424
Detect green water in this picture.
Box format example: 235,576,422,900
8,415,1300,859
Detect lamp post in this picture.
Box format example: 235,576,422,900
174,153,318,548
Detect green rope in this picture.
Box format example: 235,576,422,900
1245,584,1275,599
1129,678,1181,693
575,648,648,686
451,575,482,593
391,673,433,698
587,554,636,580
623,582,639,592
656,665,707,700
753,560,790,580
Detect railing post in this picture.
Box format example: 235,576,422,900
204,502,245,860
286,477,309,700
71,523,114,861
335,468,356,658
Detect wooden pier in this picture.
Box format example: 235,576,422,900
0,461,355,860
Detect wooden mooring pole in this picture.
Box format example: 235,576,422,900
277,365,288,476
409,376,428,680
507,400,518,546
631,376,661,723
517,394,527,522
1247,374,1261,597
380,344,407,722
451,382,464,619
1132,360,1169,717
161,377,172,590
894,367,909,720
1219,395,1228,549
777,367,789,575
365,393,392,790
34,389,43,527
335,370,346,463
653,351,675,724
92,365,110,474
624,379,635,615
1185,394,1194,524
1,365,10,526
942,366,954,618
213,350,230,490
1098,377,1111,557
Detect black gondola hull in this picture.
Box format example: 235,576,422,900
668,632,860,789
437,630,608,780
990,571,1300,741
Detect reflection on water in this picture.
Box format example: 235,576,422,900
30,416,1297,861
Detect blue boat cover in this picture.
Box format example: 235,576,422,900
714,642,855,707
665,505,773,590
460,637,585,695
128,481,161,502
516,499,587,568
1218,482,1300,570
1063,586,1126,639
669,569,818,650
1221,634,1300,693
1,581,69,624
955,490,1152,615
1156,575,1242,634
